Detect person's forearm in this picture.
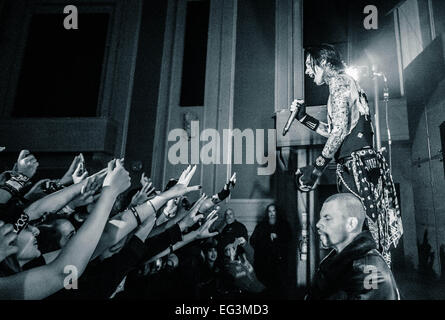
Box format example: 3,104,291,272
321,125,346,159
51,187,116,273
134,215,157,241
58,175,73,186
68,235,148,299
0,189,12,204
92,193,170,258
0,188,117,300
148,206,188,238
143,224,183,259
115,193,171,234
0,172,30,204
24,181,85,220
147,230,197,263
315,122,330,138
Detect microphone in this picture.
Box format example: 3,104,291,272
282,102,303,136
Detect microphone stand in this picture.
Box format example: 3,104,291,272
372,68,391,168
372,66,382,151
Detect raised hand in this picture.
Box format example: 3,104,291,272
161,165,201,199
234,236,246,247
16,150,39,178
69,191,96,209
0,221,18,261
178,194,207,231
59,154,83,185
81,175,102,194
163,198,178,218
103,159,131,196
140,172,149,187
195,173,236,214
70,176,102,208
226,172,237,189
211,172,237,205
195,208,220,240
23,179,51,201
270,233,278,241
131,179,155,207
72,161,88,184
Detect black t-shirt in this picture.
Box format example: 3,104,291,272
220,220,248,241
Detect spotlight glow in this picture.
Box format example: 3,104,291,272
345,66,360,81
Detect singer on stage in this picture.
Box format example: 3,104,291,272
291,44,403,264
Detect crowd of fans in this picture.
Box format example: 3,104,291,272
0,149,291,300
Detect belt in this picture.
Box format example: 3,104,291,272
338,148,379,173
337,147,374,165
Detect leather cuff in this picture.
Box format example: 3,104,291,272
301,114,320,131
313,154,331,173
1,173,30,196
216,187,230,201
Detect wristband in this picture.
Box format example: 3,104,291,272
10,172,30,184
14,213,30,234
300,114,320,131
130,206,142,226
216,187,230,202
41,180,64,194
0,184,20,197
313,154,331,173
1,173,30,196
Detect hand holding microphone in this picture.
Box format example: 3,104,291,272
282,99,307,136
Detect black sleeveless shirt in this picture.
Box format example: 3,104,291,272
334,114,374,161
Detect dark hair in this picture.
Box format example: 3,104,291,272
202,237,218,252
263,203,286,225
265,203,276,213
111,189,135,217
37,218,73,253
264,203,277,218
218,234,236,251
305,44,345,71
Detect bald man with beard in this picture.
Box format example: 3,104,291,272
306,193,400,300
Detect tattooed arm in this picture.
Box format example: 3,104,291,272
316,122,330,138
295,77,351,191
321,77,350,159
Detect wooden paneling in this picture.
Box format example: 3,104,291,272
220,198,275,237
0,118,117,154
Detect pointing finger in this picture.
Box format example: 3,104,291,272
185,185,202,194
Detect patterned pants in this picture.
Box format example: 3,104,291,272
336,148,403,266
